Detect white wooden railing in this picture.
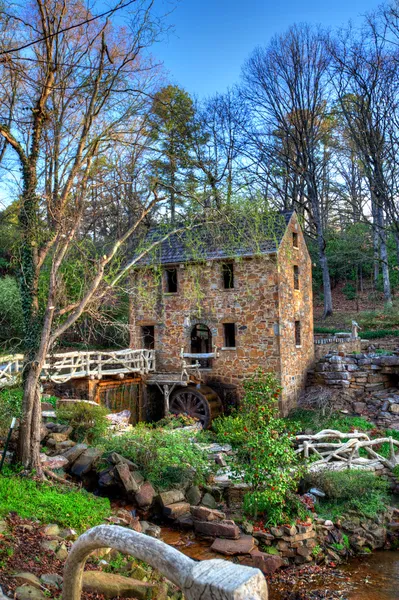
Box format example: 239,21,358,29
0,348,156,386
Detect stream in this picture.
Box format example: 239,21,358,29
340,551,399,600
160,527,399,599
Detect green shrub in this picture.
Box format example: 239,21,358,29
213,370,302,523
99,426,213,491
0,388,23,435
306,469,390,520
342,282,357,300
314,326,337,335
0,276,23,348
155,413,198,429
0,473,110,532
308,469,388,500
42,395,58,409
56,402,109,444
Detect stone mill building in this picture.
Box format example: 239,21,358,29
130,210,314,418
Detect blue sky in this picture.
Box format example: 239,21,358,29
153,0,382,98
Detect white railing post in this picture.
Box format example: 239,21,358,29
62,525,268,600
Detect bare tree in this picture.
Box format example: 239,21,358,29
190,90,247,208
0,0,178,471
242,24,334,317
330,19,399,305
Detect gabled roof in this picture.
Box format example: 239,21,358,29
137,210,294,266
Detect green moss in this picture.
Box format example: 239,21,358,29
263,546,280,555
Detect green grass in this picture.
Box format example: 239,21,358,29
286,409,372,434
374,429,399,459
317,493,389,521
307,470,390,521
362,330,399,339
0,473,110,532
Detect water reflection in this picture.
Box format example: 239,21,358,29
341,551,399,600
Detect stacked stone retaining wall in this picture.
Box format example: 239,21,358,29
314,337,361,361
309,353,399,394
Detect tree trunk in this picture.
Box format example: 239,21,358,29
309,178,333,318
319,242,333,318
17,364,43,472
372,201,380,289
376,202,392,307
394,227,399,271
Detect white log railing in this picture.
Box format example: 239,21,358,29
0,349,156,386
62,525,268,600
296,429,399,471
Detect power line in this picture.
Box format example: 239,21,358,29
0,0,138,56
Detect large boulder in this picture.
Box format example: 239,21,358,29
210,535,256,556
98,467,117,488
248,550,284,574
61,443,87,466
13,574,41,590
135,482,156,509
107,452,138,470
190,506,225,522
115,463,140,494
40,454,68,470
43,524,60,537
163,502,191,519
40,574,63,589
185,486,201,506
70,447,101,476
158,490,185,507
46,431,72,443
201,493,217,509
194,519,240,539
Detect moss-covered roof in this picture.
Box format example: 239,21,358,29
137,210,293,266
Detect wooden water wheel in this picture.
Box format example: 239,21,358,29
169,385,223,429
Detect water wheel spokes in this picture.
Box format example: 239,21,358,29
169,385,222,429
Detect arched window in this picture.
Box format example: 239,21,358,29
190,324,212,368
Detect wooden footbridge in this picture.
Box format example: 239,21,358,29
0,348,156,387
0,347,223,428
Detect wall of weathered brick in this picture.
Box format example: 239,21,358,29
130,214,313,415
277,214,314,414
